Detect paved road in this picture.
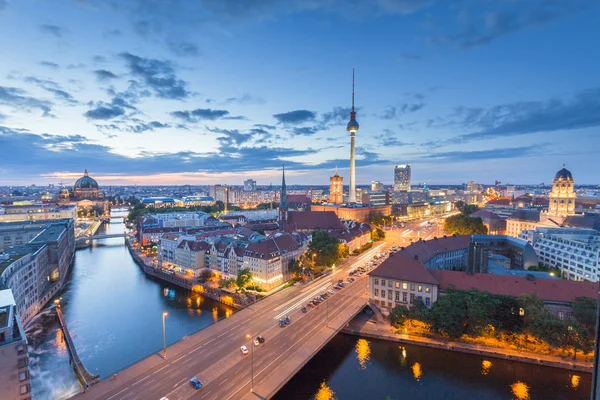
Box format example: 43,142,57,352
75,242,385,400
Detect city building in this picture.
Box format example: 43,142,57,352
521,227,600,281
243,179,257,192
506,165,600,238
0,204,77,223
310,203,391,223
467,235,538,274
329,170,343,205
368,244,598,318
371,181,384,192
367,191,390,207
394,165,411,191
0,220,75,326
0,289,30,400
73,169,100,200
347,69,359,204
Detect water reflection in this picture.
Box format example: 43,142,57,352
571,374,580,389
481,359,492,376
511,381,530,400
355,339,371,369
315,381,335,400
412,362,422,381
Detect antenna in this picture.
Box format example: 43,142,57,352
351,67,355,112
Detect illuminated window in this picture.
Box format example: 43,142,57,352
418,285,423,292
402,282,408,290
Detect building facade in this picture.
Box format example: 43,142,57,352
329,172,343,205
394,165,411,191
547,165,576,218
243,179,257,191
0,290,31,400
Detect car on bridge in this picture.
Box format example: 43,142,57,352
285,315,291,325
301,306,308,313
253,338,260,346
279,319,286,327
241,345,249,355
190,377,203,389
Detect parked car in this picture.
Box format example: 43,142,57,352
350,277,355,282
307,302,315,307
301,306,308,313
241,345,249,355
253,338,260,346
279,319,286,327
285,315,291,324
257,336,265,343
190,377,203,390
328,289,334,294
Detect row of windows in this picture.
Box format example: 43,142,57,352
373,289,431,306
373,278,431,293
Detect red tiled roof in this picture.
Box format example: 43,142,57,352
472,209,505,220
178,240,209,251
487,199,512,205
245,233,302,259
369,252,439,285
284,211,344,232
287,194,311,204
430,270,599,303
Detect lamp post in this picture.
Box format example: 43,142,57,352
162,312,168,359
246,334,254,392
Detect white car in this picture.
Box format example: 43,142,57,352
253,339,260,347
241,345,249,355
328,289,334,294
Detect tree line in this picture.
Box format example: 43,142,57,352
389,289,596,358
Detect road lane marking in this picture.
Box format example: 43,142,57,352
173,377,187,387
153,364,170,375
106,388,129,400
172,355,186,363
131,374,152,386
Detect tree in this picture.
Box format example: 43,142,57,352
443,214,487,235
371,227,385,242
288,259,303,279
518,293,546,330
308,231,345,268
236,268,253,289
218,278,238,290
431,290,469,338
571,296,597,335
493,295,523,333
199,269,216,283
461,204,479,216
388,305,410,328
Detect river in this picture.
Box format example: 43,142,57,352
26,211,234,399
25,211,592,400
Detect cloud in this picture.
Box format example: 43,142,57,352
24,77,78,105
128,120,170,133
273,109,317,125
375,130,414,147
40,24,68,38
92,55,107,63
451,87,600,143
254,124,276,130
224,94,266,105
439,0,594,49
398,53,422,61
170,108,230,122
320,107,351,126
0,86,53,116
168,41,200,57
421,145,543,162
39,61,60,69
120,52,191,99
94,69,119,81
84,97,136,120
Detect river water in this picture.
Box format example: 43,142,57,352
25,211,592,400
26,211,234,400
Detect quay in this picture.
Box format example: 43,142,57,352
55,305,100,387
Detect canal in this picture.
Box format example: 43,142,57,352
25,210,592,400
26,211,234,399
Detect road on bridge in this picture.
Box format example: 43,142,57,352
74,217,443,400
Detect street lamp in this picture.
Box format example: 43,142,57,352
162,312,168,359
246,334,254,392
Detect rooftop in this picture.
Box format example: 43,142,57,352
0,253,27,277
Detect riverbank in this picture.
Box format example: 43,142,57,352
342,313,593,373
124,238,248,310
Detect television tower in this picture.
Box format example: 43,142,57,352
346,68,359,203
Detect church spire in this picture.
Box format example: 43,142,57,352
280,165,288,208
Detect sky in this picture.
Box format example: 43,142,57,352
0,0,599,187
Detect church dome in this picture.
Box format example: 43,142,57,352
554,165,573,180
74,169,99,189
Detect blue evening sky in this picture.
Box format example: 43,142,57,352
0,0,598,186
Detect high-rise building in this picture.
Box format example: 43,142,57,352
346,69,359,203
394,165,411,191
243,179,257,191
0,289,30,400
371,181,384,191
467,181,480,193
329,170,343,205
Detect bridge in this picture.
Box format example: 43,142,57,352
56,306,100,387
76,233,126,241
73,243,384,400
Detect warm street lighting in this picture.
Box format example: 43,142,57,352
162,312,168,359
54,299,60,307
